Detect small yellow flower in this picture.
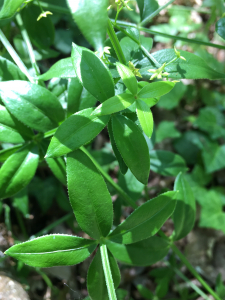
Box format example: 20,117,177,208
116,0,133,10
37,11,53,21
129,61,142,78
174,46,186,61
148,63,169,80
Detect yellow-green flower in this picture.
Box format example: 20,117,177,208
148,63,169,80
174,46,186,61
129,61,142,78
37,11,53,21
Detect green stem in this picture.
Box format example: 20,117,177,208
107,19,127,65
31,212,73,239
100,243,117,300
33,1,70,14
0,29,34,83
36,0,44,13
113,23,161,67
171,243,222,300
15,208,28,240
81,146,138,209
140,0,176,27
15,13,42,84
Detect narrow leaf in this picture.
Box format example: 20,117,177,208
46,157,67,185
0,81,65,132
116,62,138,96
138,81,175,98
112,115,150,184
67,77,83,117
136,100,154,138
67,149,113,239
108,119,128,175
46,108,110,158
92,93,136,116
38,58,75,81
173,173,196,241
87,248,120,300
109,191,177,244
67,0,108,51
150,150,187,177
5,234,97,267
106,236,170,266
0,145,39,200
0,145,22,163
216,17,225,40
0,57,27,81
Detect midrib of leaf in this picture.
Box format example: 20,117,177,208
110,197,175,241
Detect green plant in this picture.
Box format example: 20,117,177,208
0,0,225,299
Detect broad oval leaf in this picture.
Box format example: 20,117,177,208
67,0,108,51
216,17,225,40
5,234,97,267
136,100,154,138
92,93,136,116
116,62,138,96
46,157,67,185
173,173,196,241
139,49,225,80
38,58,75,81
106,236,170,266
72,44,115,103
138,81,175,98
0,0,24,19
136,0,159,21
67,149,113,239
112,114,150,185
150,150,187,177
109,191,177,244
108,119,128,175
87,248,120,300
46,108,110,158
0,81,65,132
22,5,55,49
0,145,39,200
0,57,27,81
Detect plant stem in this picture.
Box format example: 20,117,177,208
15,13,42,85
107,19,127,65
140,0,176,27
81,146,138,209
100,243,117,300
0,29,34,83
171,243,222,300
33,1,70,14
15,208,28,240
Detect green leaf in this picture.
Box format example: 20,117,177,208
0,104,29,143
136,0,159,21
0,145,39,200
112,114,150,185
0,57,27,81
67,77,83,117
38,58,75,81
67,149,113,239
109,191,177,244
108,119,128,175
87,248,120,300
0,144,22,162
116,62,138,96
21,4,55,49
216,17,225,40
72,44,115,103
0,81,65,132
202,143,225,173
150,150,187,177
92,93,136,116
139,49,225,80
173,173,196,241
13,188,29,218
105,236,170,266
67,0,108,51
136,100,154,138
0,0,24,19
156,121,181,143
138,81,175,99
46,108,110,158
5,234,97,267
46,157,67,185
